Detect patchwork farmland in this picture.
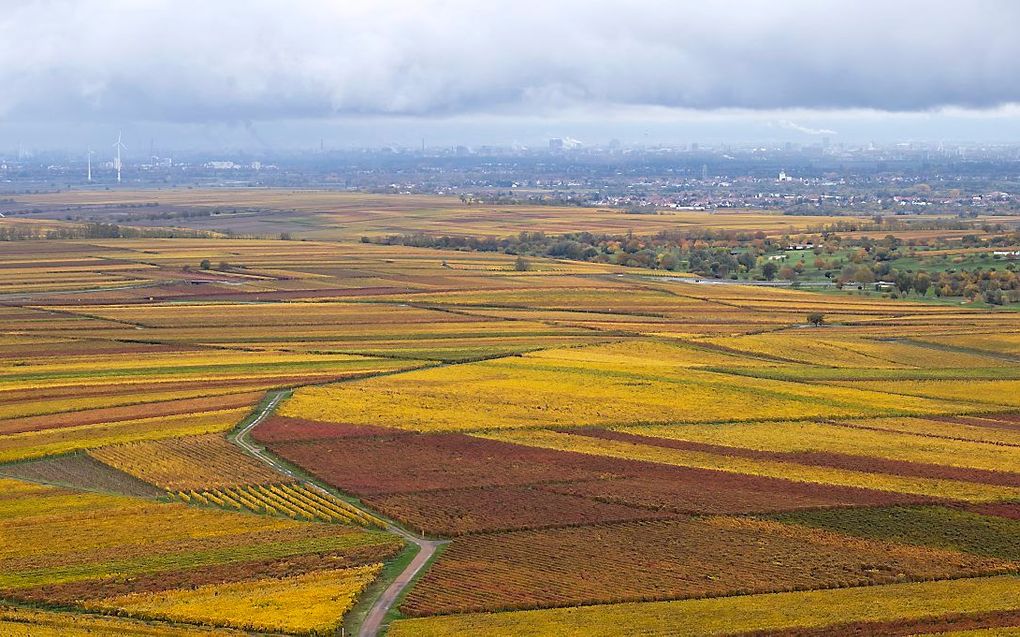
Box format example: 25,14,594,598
1,201,1020,636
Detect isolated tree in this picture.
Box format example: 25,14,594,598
514,256,531,272
199,259,211,270
853,266,875,285
659,253,680,271
737,251,757,271
895,271,913,295
913,271,931,296
807,312,825,326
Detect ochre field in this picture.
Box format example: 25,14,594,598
9,189,871,240
1,213,1020,635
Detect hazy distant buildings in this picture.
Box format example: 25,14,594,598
549,137,582,150
205,161,237,170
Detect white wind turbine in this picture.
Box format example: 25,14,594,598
112,132,127,183
87,147,94,182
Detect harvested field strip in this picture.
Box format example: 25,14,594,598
833,416,1020,447
0,407,251,463
263,432,632,495
709,365,1020,383
90,434,282,490
0,454,163,498
12,543,398,605
919,333,1020,357
61,301,497,327
171,482,388,528
0,371,391,404
537,469,930,515
0,350,392,379
388,575,1020,637
84,564,382,634
967,503,1020,520
478,429,1020,502
936,412,1020,428
755,612,1020,637
253,415,401,443
0,364,413,390
523,339,767,369
771,506,1020,560
0,605,244,636
361,485,674,536
601,423,1020,479
0,392,262,436
399,517,1011,616
829,379,1020,408
0,386,268,422
704,334,1009,369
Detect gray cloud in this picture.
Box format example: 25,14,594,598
2,0,1019,124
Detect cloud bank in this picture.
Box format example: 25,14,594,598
2,0,1019,124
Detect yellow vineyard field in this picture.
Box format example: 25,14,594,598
86,564,382,634
0,606,243,637
280,342,965,432
388,575,1020,637
617,420,1020,473
0,407,251,463
478,429,1020,502
91,433,282,490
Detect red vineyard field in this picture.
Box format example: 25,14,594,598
400,517,1012,616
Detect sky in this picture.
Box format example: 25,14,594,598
3,0,1020,151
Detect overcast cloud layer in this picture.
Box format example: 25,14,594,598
2,0,1019,127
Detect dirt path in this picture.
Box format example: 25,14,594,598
359,535,444,637
231,389,446,637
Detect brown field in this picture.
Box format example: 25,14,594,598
363,485,674,536
539,466,932,515
0,454,163,498
251,416,399,443
264,433,626,495
748,609,1020,636
400,517,1012,616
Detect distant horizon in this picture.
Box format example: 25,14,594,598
8,112,1020,158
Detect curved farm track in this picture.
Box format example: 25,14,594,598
231,388,447,637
